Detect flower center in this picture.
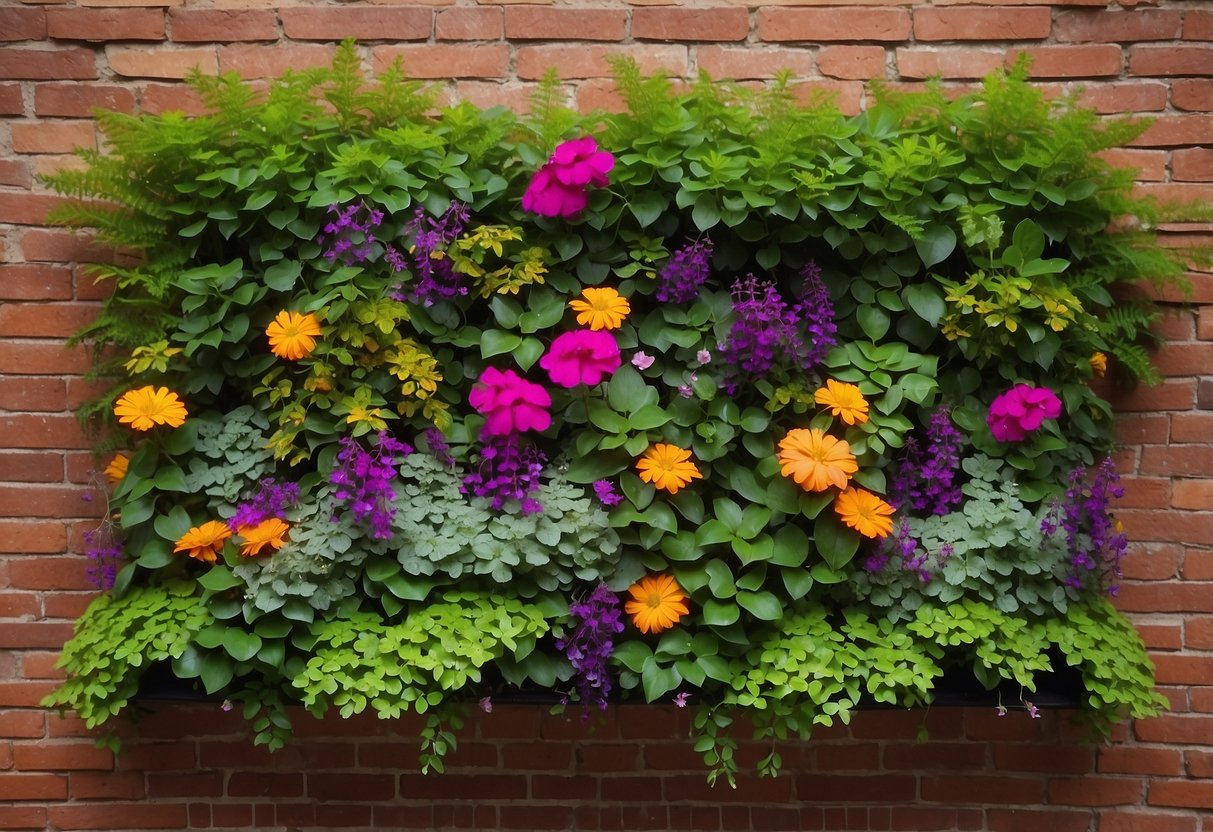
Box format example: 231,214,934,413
645,591,664,609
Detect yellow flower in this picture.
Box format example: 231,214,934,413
113,386,188,431
266,310,322,361
625,574,689,635
569,287,631,331
814,379,869,426
174,521,232,565
834,487,895,539
103,453,130,485
235,518,290,558
636,443,702,495
777,428,857,492
1089,352,1108,378
346,406,387,429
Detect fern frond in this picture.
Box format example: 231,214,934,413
524,69,577,153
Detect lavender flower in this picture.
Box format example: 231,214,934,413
83,527,122,591
423,426,455,467
230,478,300,530
795,261,837,368
1044,458,1128,594
673,692,690,708
331,432,413,539
889,409,964,516
631,351,655,370
555,583,625,714
592,480,624,507
318,202,383,265
656,237,713,303
390,201,471,306
462,434,546,515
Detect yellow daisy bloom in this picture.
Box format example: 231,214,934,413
636,443,702,495
568,287,631,331
814,379,869,426
625,574,689,635
103,453,130,485
834,487,896,539
235,518,290,558
113,386,188,431
777,428,857,492
1089,352,1108,378
266,310,322,361
174,520,232,565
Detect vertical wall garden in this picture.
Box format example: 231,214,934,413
44,47,1178,783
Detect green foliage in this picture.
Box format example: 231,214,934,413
185,407,276,509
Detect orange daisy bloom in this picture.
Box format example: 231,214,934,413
568,287,631,331
814,379,869,426
834,487,896,539
636,443,703,495
266,310,322,361
236,518,290,558
174,521,233,565
103,453,130,485
113,386,188,431
777,428,858,492
625,574,689,634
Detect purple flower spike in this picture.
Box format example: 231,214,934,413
555,583,625,714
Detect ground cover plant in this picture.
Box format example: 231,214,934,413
46,46,1177,783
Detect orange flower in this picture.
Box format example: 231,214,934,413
625,574,689,634
814,379,869,426
569,287,631,331
834,487,895,539
113,386,188,431
236,518,290,557
266,310,322,361
174,521,232,565
777,428,857,492
1089,352,1108,378
103,453,130,485
636,443,702,495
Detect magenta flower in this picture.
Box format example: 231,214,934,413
469,367,552,435
521,136,615,218
539,330,621,387
987,384,1063,442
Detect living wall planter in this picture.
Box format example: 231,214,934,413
46,46,1172,783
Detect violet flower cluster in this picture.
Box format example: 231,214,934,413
331,432,413,539
795,261,837,369
318,202,384,265
423,426,455,467
83,527,122,591
554,583,625,713
1042,458,1128,593
230,478,300,530
462,433,546,515
388,201,471,306
655,237,713,303
889,409,964,516
592,479,624,507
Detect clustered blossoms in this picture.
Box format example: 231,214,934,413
1043,458,1128,592
83,528,121,591
331,432,413,539
592,480,624,507
655,237,713,303
522,136,615,218
555,583,625,713
796,261,838,368
987,384,1063,443
319,201,383,265
890,408,964,516
230,479,301,531
462,434,547,515
390,202,471,306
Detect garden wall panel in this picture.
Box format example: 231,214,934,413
1,1,1210,830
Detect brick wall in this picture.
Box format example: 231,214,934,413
1,1,1210,830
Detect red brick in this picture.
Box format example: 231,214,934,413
1121,543,1181,581
1108,379,1194,411
632,8,749,42
505,8,626,42
0,710,45,739
20,229,134,266
1096,148,1165,180
374,44,510,79
0,159,31,189
11,121,96,155
1130,45,1213,77
1152,654,1213,686
818,46,885,80
0,343,92,376
922,775,1044,804
68,772,145,800
500,742,572,770
0,302,97,337
1049,776,1143,806
452,81,539,114
0,774,68,801
147,772,224,798
0,8,47,42
1136,714,1213,744
281,8,431,42
1185,553,1213,583
0,84,24,115
169,9,276,42
758,8,912,43
897,48,1004,80
1098,746,1184,776
994,744,1096,775
1172,79,1213,111
1174,148,1213,182
1173,479,1213,510
1100,810,1198,832
0,451,64,483
34,83,134,116
138,83,207,117
697,46,813,80
109,46,217,79
914,7,1050,41
0,49,97,81
13,743,113,771
1009,45,1123,78
46,8,163,41
47,804,188,830
0,376,67,413
1149,780,1213,810
1115,413,1169,445
515,45,687,81
306,773,395,801
988,808,1092,832
811,743,880,770
1056,10,1181,43
1118,476,1171,509
1185,10,1213,41
436,8,502,41
883,742,985,771
1080,82,1168,114
0,807,46,830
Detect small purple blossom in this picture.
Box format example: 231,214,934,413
83,527,122,591
423,426,455,467
695,349,712,365
890,409,964,516
996,704,1008,717
1043,458,1127,595
631,351,655,370
1025,701,1041,719
656,237,713,303
479,697,493,714
331,432,413,539
389,201,471,306
221,699,234,712
592,480,624,507
673,692,690,708
555,584,625,714
796,261,837,368
230,478,301,531
462,433,546,515
318,202,383,265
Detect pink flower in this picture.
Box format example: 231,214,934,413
632,351,655,370
469,367,552,435
521,136,615,219
987,384,1063,442
539,330,621,387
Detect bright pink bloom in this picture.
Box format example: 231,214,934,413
540,330,621,387
987,384,1063,442
469,367,552,435
521,136,615,218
